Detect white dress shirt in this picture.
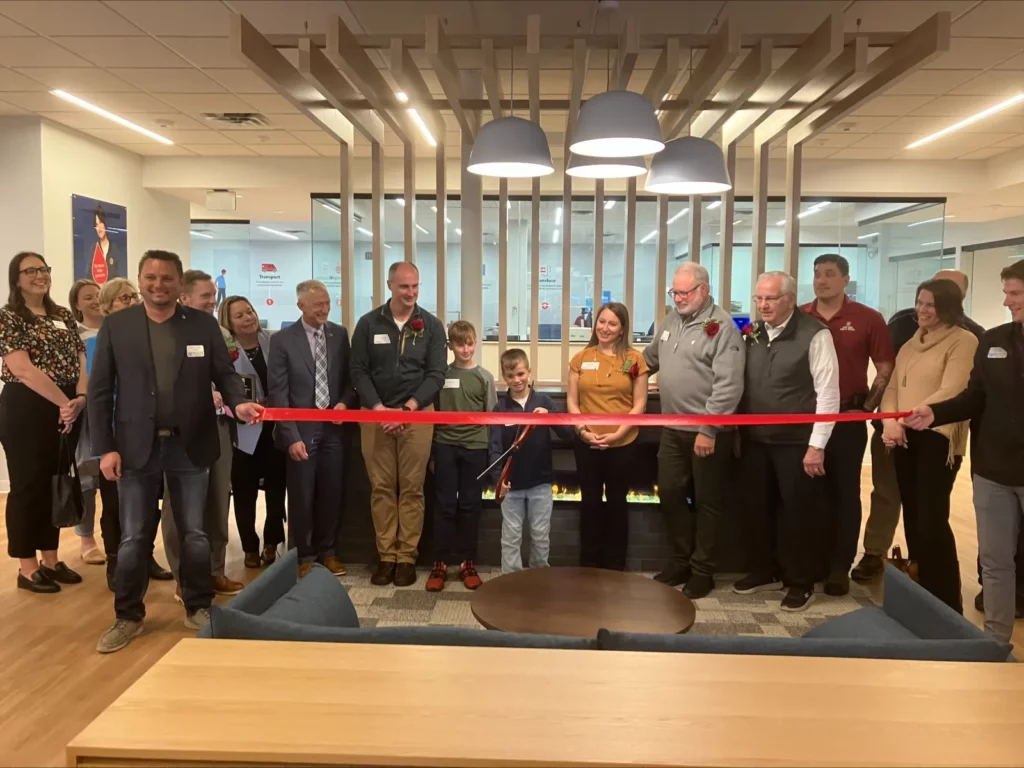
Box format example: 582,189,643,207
765,313,840,450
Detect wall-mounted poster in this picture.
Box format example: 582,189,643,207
72,195,127,285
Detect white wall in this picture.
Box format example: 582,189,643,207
0,118,46,304
40,120,191,304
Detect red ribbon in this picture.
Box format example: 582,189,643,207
256,408,910,427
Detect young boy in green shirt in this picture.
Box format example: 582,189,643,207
426,320,497,592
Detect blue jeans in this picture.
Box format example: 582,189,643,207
115,435,211,621
500,483,553,573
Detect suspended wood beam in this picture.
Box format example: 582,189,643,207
783,139,803,278
655,195,668,330
315,96,817,112
529,13,541,369
498,179,508,356
560,167,572,386
326,16,413,144
481,39,504,120
403,146,415,263
594,181,604,312
371,141,384,305
616,17,639,89
527,15,541,123
389,38,444,139
298,38,382,144
426,14,475,139
718,142,737,312
691,39,772,138
566,38,588,144
625,177,637,326
662,21,740,140
642,38,681,107
749,141,770,310
435,144,446,325
722,13,843,146
689,196,702,265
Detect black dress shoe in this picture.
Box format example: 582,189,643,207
18,569,61,593
975,589,984,612
682,573,715,600
824,570,851,597
851,554,884,582
149,557,173,581
370,561,396,586
39,561,82,584
393,563,417,587
653,565,692,587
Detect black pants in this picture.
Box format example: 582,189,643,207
97,475,121,557
743,438,823,591
657,429,732,576
894,429,963,612
231,427,287,554
432,442,487,564
0,382,80,559
574,440,636,571
822,420,869,577
286,426,343,564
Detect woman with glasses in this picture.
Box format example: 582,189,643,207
96,277,174,588
0,253,88,593
218,296,287,568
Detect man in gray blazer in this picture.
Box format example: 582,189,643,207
268,280,356,577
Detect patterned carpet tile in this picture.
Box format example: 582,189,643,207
336,567,878,637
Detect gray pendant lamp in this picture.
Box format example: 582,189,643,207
565,151,647,179
570,90,665,158
645,136,732,195
466,115,554,178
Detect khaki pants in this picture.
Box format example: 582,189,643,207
360,417,433,564
862,429,902,557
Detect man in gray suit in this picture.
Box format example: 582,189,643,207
268,280,356,578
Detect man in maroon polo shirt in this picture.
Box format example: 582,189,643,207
801,254,895,596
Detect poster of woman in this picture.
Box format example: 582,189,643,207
72,195,126,285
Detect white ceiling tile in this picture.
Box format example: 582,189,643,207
182,144,257,156
807,132,865,148
994,52,1024,71
721,1,848,34
878,115,955,135
157,128,237,145
843,1,978,32
911,94,1024,117
234,0,366,35
851,95,933,117
947,69,1024,96
51,37,192,68
0,90,75,110
994,135,1024,148
885,69,980,95
952,1,1024,37
204,69,276,94
116,143,195,156
0,1,143,35
12,66,138,92
38,110,114,130
0,66,45,91
103,1,232,37
800,146,836,159
848,133,918,149
113,112,207,131
74,91,176,112
264,113,318,130
292,130,336,146
250,144,319,157
958,147,1010,160
925,38,1024,70
0,14,33,35
0,98,27,114
828,148,901,160
80,127,161,143
823,115,898,133
230,131,302,146
241,94,299,114
151,93,256,115
109,68,224,93
0,37,91,67
907,132,1015,155
316,145,341,157
158,37,241,69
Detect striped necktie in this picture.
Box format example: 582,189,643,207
313,328,329,409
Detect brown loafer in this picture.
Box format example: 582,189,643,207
322,556,347,576
243,552,261,569
298,562,315,579
262,545,278,566
370,561,395,586
393,563,417,587
213,575,244,596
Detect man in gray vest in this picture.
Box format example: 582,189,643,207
644,263,745,599
734,271,840,611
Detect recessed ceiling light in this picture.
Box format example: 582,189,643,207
667,208,689,224
396,91,409,103
431,205,438,212
552,229,559,244
258,225,298,240
455,228,462,236
415,223,429,234
320,201,340,215
190,231,213,239
907,94,1024,149
640,229,657,244
921,241,942,246
604,200,616,210
408,108,436,147
908,215,953,228
51,89,173,145
706,201,722,210
733,219,742,225
776,219,786,226
798,201,830,220
858,232,880,240
555,207,563,225
395,198,406,207
356,227,374,237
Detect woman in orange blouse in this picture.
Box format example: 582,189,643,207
568,302,649,570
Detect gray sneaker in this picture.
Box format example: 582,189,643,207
184,607,211,631
96,619,143,654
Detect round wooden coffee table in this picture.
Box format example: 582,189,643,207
471,567,696,638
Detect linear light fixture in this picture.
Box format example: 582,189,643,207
396,91,409,103
190,231,213,239
604,200,616,210
706,201,722,210
555,207,563,225
776,219,786,226
640,229,657,244
455,228,462,236
415,223,429,234
858,232,880,240
907,94,1024,149
51,89,174,145
356,227,374,237
408,108,437,147
667,208,689,224
798,201,831,219
395,198,406,207
552,229,559,244
320,201,341,215
908,215,953,228
734,219,742,225
258,225,299,241
921,240,943,246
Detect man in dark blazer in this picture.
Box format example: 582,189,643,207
268,279,357,579
90,250,261,654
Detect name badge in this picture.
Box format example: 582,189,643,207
443,378,460,389
186,345,205,358
660,330,670,342
581,361,600,371
51,320,68,331
988,346,1008,359
373,333,390,345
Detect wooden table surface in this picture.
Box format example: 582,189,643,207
471,566,696,636
67,638,1024,768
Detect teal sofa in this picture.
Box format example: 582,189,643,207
201,550,1013,662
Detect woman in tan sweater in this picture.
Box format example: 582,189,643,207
881,278,978,612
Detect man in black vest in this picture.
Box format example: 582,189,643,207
735,271,840,611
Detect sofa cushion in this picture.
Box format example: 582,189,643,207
209,605,596,650
882,565,988,641
229,548,299,616
803,606,918,641
260,564,360,629
596,629,1012,662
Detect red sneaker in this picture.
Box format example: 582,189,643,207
425,562,447,592
459,561,483,590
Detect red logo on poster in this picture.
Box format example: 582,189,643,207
540,266,547,275
91,244,108,284
266,298,274,306
541,301,550,310
261,263,278,273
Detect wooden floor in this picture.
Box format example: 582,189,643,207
1,464,1021,768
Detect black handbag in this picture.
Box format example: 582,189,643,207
51,433,85,528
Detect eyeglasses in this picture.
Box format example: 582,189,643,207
667,285,702,300
20,266,52,278
116,293,141,306
752,295,784,304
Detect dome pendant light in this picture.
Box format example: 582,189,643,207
565,151,647,179
645,137,732,195
570,90,665,158
466,42,553,178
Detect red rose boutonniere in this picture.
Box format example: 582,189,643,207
401,316,426,354
741,322,762,344
229,349,240,362
629,361,640,380
614,357,641,380
702,318,721,338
